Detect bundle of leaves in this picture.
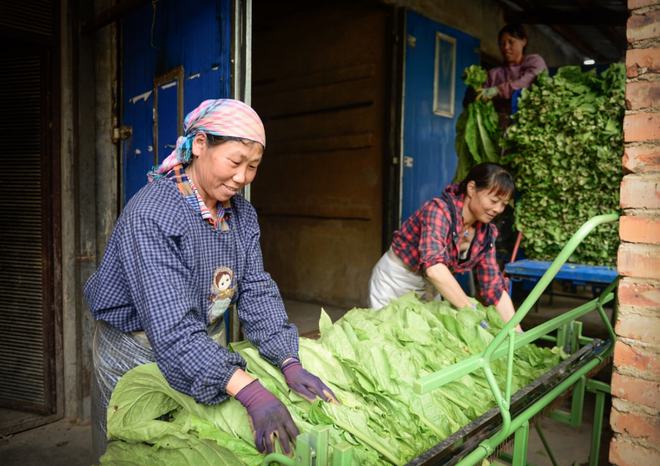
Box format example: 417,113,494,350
504,64,625,266
101,294,561,465
453,65,503,182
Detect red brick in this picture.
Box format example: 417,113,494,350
619,278,660,309
611,406,660,444
624,112,660,142
626,48,660,78
626,81,660,111
610,435,660,466
612,372,660,409
628,0,660,9
615,309,660,344
623,144,660,172
613,341,660,378
618,243,660,280
619,215,660,243
620,175,660,208
627,10,660,43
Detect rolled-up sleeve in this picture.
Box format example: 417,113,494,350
474,240,508,306
237,206,299,367
118,212,246,405
418,202,452,272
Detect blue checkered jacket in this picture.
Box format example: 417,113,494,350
84,176,299,404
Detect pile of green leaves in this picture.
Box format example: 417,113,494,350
102,295,562,465
504,64,625,265
453,65,503,182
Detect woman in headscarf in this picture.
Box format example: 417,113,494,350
479,24,547,127
85,99,335,457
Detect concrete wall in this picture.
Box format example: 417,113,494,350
383,0,582,67
610,1,660,464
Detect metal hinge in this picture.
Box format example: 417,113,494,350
112,125,133,143
407,34,416,48
403,155,414,168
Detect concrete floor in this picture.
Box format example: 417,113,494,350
0,417,93,466
0,292,613,466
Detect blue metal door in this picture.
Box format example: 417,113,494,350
401,11,480,221
121,0,232,203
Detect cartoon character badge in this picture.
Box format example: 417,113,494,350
208,266,236,325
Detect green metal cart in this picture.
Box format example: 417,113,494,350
262,213,619,466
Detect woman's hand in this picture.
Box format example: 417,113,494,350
496,291,523,333
234,380,299,454
281,359,338,403
477,86,499,101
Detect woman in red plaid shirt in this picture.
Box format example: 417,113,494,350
369,163,522,331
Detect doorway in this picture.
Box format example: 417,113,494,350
251,0,393,309
0,1,61,435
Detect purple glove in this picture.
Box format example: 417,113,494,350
235,380,299,454
282,359,337,403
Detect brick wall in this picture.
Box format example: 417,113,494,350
610,1,660,465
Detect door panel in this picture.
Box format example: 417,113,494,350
121,0,232,203
401,11,480,221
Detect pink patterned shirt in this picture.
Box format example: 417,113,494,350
486,54,547,99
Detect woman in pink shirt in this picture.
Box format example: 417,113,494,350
480,24,547,127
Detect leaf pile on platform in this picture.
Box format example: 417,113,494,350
101,294,561,465
504,64,625,265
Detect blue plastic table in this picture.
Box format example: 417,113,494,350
505,259,618,285
504,259,618,305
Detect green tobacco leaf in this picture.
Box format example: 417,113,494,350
463,64,488,90
453,65,503,181
103,295,561,465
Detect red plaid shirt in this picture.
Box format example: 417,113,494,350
391,184,508,305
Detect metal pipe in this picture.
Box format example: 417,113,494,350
589,390,606,466
457,352,605,465
512,420,529,466
414,291,614,393
486,213,619,355
505,329,515,404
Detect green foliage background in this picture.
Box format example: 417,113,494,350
504,64,625,265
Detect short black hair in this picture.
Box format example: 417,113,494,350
498,23,528,43
458,163,515,199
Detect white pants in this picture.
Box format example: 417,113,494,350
369,249,428,309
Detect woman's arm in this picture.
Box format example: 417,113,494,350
226,369,256,396
425,262,473,309
472,236,524,332
495,290,523,332
237,201,300,366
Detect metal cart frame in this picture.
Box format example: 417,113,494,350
262,213,619,466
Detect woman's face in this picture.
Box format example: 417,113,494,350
467,184,510,224
499,32,526,65
190,135,263,204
